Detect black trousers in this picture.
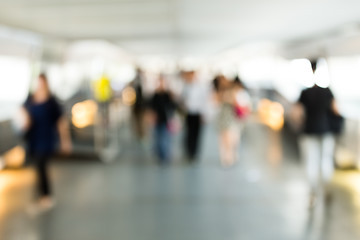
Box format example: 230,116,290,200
184,113,202,160
35,155,52,197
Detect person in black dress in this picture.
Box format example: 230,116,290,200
23,73,72,210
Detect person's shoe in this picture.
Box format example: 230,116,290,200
38,197,56,211
26,197,56,216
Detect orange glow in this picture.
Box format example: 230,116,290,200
122,86,136,106
0,169,35,217
0,158,4,170
72,100,98,128
258,99,284,131
3,146,26,168
0,169,34,195
0,171,17,194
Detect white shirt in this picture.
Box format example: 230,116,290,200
182,81,209,114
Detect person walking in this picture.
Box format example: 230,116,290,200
296,59,340,207
131,68,147,143
214,75,247,167
180,70,208,162
149,75,177,165
23,73,72,210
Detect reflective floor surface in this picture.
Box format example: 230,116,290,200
1,122,360,240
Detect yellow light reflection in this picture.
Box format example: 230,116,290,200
333,171,360,209
258,99,284,131
0,157,4,170
3,146,26,168
0,172,13,194
72,100,98,128
0,169,35,216
0,170,33,194
122,86,136,106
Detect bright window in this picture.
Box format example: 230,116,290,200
0,56,31,120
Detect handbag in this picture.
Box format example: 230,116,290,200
328,111,344,134
234,105,250,119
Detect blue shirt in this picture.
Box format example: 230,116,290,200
24,96,63,155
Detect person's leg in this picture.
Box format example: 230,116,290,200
191,114,202,159
230,125,240,165
234,123,243,146
158,124,171,164
26,154,54,213
132,111,140,139
187,115,195,158
163,125,172,163
99,102,110,146
34,154,56,210
230,124,241,163
220,129,233,167
321,134,335,184
300,135,321,192
184,114,192,158
36,155,51,198
135,110,146,140
219,131,226,165
104,102,110,127
154,124,163,161
300,135,322,207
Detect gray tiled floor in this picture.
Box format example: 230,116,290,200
0,122,359,240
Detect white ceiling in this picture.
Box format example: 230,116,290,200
1,0,360,56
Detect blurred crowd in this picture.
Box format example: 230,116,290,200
12,58,343,212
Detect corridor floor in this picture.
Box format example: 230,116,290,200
1,122,360,240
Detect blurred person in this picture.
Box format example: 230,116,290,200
295,60,340,207
94,76,112,109
22,73,72,210
131,68,147,143
149,75,177,165
94,75,112,146
180,70,208,163
214,75,250,167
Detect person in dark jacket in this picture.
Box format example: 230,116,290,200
149,75,177,164
23,73,72,210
